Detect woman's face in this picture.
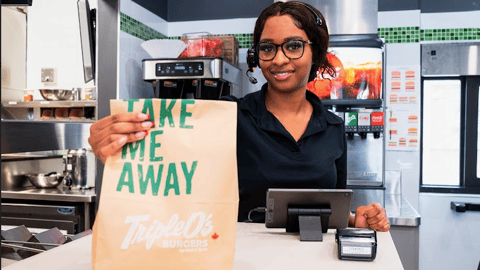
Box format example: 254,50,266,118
259,15,313,94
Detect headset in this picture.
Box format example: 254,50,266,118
246,2,323,84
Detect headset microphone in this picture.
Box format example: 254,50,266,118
246,43,258,84
246,68,258,84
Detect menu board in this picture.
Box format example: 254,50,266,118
385,66,420,151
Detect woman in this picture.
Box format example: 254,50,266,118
88,1,389,231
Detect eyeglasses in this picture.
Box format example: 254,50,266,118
257,40,312,61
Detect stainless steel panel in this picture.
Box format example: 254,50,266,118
1,187,96,203
346,133,384,186
422,43,480,76
142,58,242,86
2,203,78,217
1,121,92,154
385,170,402,195
2,100,96,108
1,155,64,190
276,0,378,35
385,195,420,226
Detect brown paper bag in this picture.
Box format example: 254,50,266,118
92,99,238,270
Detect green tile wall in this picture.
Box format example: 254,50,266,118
421,28,480,41
378,27,420,43
120,13,167,40
120,13,480,45
379,26,480,43
120,12,253,48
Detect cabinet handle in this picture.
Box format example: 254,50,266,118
450,202,480,212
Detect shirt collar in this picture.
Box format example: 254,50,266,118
238,83,343,136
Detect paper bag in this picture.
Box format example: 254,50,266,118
92,99,238,270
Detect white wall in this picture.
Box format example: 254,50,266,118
26,0,97,100
118,0,167,99
381,9,480,270
1,7,27,101
379,10,422,210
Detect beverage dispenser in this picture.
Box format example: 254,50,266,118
309,35,386,210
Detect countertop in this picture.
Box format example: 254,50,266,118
3,223,403,270
384,194,421,227
1,186,96,203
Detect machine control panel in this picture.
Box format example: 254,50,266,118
155,62,204,77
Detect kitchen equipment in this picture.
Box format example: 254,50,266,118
318,35,386,211
142,57,241,99
39,89,75,101
72,88,82,101
141,39,187,58
25,172,64,188
1,187,96,236
1,225,92,262
84,87,96,100
78,0,96,83
180,32,223,58
23,89,33,102
65,148,89,189
1,153,65,190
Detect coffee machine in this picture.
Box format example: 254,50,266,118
142,57,242,99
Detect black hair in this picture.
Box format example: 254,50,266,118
253,1,335,82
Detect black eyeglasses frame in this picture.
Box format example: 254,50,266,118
256,39,313,61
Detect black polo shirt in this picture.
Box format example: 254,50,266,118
223,83,347,222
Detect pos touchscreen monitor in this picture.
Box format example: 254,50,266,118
265,188,353,242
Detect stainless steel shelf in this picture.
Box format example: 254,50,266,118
2,100,96,108
1,186,96,203
321,99,383,108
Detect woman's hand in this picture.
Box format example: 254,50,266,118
88,113,154,164
349,202,390,232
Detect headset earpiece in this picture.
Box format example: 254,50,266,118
303,4,323,27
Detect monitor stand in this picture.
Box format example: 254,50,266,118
286,205,331,241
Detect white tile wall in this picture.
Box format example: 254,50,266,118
168,18,257,37
378,10,421,28
421,10,480,29
120,0,168,37
118,0,163,99
119,31,155,99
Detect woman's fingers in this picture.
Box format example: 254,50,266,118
94,131,149,164
90,115,153,141
91,113,148,132
96,136,128,164
88,113,153,164
365,204,390,232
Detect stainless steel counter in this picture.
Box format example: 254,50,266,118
1,186,96,203
384,194,421,227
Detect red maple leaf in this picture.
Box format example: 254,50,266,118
212,233,219,240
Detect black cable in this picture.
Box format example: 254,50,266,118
246,207,266,222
